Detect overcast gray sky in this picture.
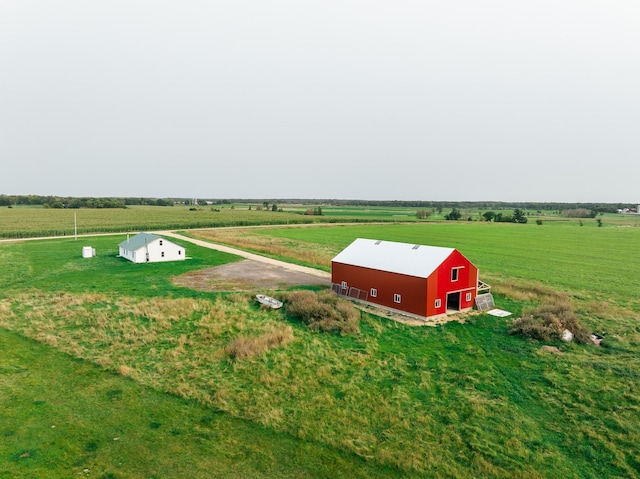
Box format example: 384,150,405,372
1,1,639,202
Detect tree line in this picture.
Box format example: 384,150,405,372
1,195,633,213
221,199,632,213
0,195,174,208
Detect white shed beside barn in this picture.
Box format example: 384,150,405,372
82,246,96,258
118,233,185,263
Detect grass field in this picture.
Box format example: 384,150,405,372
1,216,640,478
0,329,401,479
193,220,640,310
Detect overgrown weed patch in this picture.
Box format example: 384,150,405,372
510,299,592,343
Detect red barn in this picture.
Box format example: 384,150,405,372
331,238,479,319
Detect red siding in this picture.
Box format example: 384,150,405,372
331,263,428,317
425,271,440,317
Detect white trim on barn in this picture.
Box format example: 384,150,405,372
118,233,185,263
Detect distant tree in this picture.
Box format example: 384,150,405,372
263,201,269,209
444,208,462,220
513,209,528,224
416,209,431,220
596,218,603,227
536,219,543,225
271,203,278,212
482,211,496,222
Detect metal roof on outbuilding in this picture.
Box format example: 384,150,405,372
118,232,162,252
331,238,455,279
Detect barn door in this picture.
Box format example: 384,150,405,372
446,292,461,311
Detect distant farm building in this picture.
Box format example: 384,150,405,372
118,233,185,263
331,238,479,319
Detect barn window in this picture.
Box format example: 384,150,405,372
451,268,460,282
159,240,163,246
466,292,472,302
435,299,441,308
161,252,165,258
178,250,181,255
370,288,377,298
394,294,401,303
341,281,348,289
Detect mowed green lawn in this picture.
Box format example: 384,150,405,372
248,221,640,310
1,222,640,478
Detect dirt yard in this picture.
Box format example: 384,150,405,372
172,259,331,292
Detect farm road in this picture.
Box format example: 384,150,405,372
160,232,331,280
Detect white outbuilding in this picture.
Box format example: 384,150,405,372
118,233,186,263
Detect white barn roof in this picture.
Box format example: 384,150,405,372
331,238,455,279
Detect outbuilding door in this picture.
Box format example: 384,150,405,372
446,292,461,311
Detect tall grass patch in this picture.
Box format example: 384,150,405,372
510,299,592,343
4,289,640,477
191,228,336,271
226,325,295,359
286,290,360,335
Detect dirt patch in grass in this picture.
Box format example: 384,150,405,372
540,345,563,354
172,259,331,292
355,303,475,327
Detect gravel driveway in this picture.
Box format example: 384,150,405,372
163,232,331,292
172,259,331,292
